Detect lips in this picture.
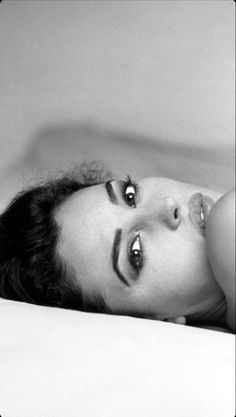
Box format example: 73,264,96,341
188,193,214,237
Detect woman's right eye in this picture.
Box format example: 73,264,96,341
122,176,139,208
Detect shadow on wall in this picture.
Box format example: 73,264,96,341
0,121,234,210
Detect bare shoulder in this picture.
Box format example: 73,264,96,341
205,188,235,331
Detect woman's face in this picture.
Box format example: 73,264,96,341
56,177,225,321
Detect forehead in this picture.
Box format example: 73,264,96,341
55,183,118,294
57,183,108,231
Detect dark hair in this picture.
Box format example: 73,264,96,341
0,163,112,313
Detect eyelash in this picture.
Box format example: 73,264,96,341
122,175,139,208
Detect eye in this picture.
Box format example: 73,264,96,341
128,234,144,273
122,175,138,208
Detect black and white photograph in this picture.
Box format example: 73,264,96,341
0,1,235,416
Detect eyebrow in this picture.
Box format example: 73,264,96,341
105,180,118,205
112,228,130,287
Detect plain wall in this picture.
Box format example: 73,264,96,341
0,1,235,173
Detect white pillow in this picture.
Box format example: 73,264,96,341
0,299,234,417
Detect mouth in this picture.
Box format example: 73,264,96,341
188,193,214,237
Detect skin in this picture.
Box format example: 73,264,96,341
56,177,226,325
206,188,235,331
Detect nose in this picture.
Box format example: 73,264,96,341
158,196,181,230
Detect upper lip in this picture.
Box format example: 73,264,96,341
188,193,214,237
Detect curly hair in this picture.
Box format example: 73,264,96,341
0,162,113,313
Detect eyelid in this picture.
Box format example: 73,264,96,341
130,234,141,251
125,175,139,195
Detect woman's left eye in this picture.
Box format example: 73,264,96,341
122,176,138,208
128,234,143,273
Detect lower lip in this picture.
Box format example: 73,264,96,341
188,193,214,237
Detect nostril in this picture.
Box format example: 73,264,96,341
162,197,181,229
174,208,178,219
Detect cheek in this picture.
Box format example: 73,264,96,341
147,237,207,297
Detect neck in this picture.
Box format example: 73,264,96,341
186,298,227,326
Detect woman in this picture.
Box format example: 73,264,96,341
0,164,234,331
